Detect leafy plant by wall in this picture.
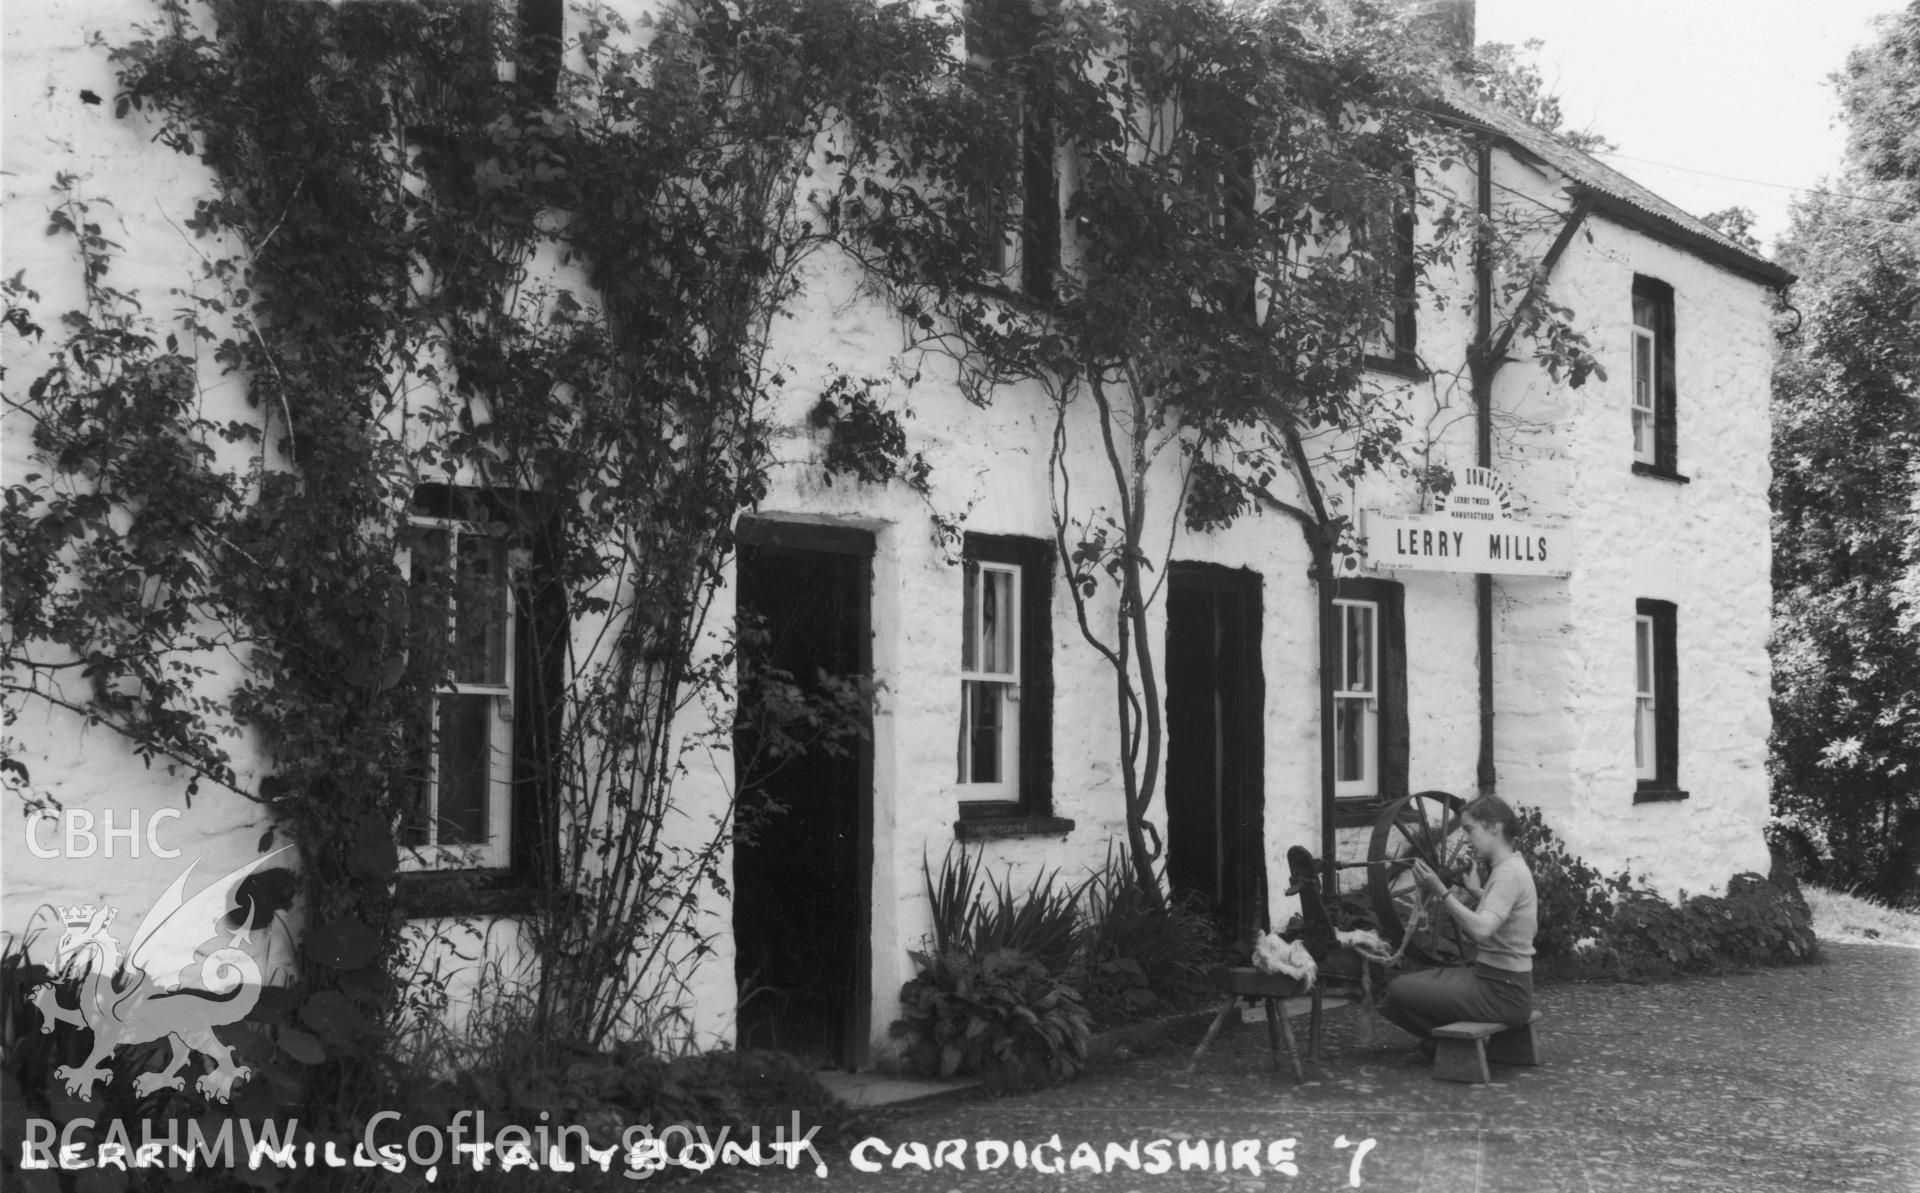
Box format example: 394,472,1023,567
1074,843,1219,1025
1512,806,1818,980
891,947,1091,1089
810,373,931,495
1513,804,1627,958
1603,875,1816,977
902,844,1218,1077
921,846,1083,975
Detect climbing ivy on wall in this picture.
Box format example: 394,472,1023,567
828,0,1604,897
2,0,1612,1135
4,0,960,1127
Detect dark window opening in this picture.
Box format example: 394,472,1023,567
1634,598,1685,802
517,0,564,105
1364,169,1419,371
1021,113,1060,300
1214,137,1258,322
1183,80,1258,322
967,0,1058,300
1631,275,1680,478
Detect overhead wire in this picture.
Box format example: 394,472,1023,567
1589,149,1909,209
1426,103,1918,239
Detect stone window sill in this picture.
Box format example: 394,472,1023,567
1632,461,1691,484
396,868,542,918
953,815,1076,842
1363,354,1427,382
1632,784,1690,805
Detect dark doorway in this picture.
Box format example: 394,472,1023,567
733,522,873,1069
1164,564,1266,946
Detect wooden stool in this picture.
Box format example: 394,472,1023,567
1185,966,1323,1081
1430,1011,1543,1083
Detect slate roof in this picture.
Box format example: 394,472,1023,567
1431,83,1794,288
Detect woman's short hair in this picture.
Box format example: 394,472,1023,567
1461,794,1520,842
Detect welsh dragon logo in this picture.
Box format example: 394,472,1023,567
29,847,294,1103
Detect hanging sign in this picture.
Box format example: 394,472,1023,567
1360,467,1569,577
1430,465,1514,520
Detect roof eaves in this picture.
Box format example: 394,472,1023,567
1565,183,1794,289
1427,91,1794,289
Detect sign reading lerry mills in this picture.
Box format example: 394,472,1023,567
1361,467,1569,578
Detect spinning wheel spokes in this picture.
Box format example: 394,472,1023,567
1367,791,1474,965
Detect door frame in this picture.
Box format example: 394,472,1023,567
1165,561,1268,942
734,517,874,1068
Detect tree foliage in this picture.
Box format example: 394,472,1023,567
835,0,1599,896
1835,2,1920,212
1700,206,1762,252
4,0,947,1129
0,4,1613,1138
1770,2,1920,901
1466,38,1616,156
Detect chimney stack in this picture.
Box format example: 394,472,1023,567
1406,0,1476,61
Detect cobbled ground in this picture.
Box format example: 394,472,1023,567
713,941,1919,1192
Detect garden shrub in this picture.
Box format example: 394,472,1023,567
1512,806,1819,980
899,850,1090,1086
1513,804,1627,957
1601,873,1817,977
922,846,1082,976
1074,844,1220,1026
923,844,983,957
899,844,1218,1082
890,947,1090,1089
975,868,1083,976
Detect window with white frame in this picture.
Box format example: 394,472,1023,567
959,558,1022,803
1334,598,1378,797
1634,612,1658,782
1634,598,1683,799
405,509,515,870
1631,290,1658,465
1631,276,1678,474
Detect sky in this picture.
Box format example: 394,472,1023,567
1476,0,1901,254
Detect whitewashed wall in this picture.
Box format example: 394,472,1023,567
2,0,276,950
2,0,1777,1067
1508,216,1776,890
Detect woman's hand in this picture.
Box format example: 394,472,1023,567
1410,858,1448,898
1463,862,1484,896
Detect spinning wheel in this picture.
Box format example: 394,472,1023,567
1366,790,1475,965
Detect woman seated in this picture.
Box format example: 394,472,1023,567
1377,795,1536,1049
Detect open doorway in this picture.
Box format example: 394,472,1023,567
1164,563,1266,946
732,522,873,1069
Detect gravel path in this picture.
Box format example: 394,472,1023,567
716,942,1919,1191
